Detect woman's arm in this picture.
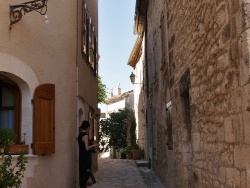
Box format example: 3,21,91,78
82,135,98,151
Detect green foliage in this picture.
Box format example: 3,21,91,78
98,76,107,104
130,117,137,148
123,145,133,154
132,144,140,150
0,128,17,148
99,108,133,152
0,153,28,188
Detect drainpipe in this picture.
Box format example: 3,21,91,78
144,7,153,169
75,0,79,187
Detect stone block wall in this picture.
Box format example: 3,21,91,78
145,0,250,187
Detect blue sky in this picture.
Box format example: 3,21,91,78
98,0,137,98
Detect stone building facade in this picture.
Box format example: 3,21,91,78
134,0,250,187
128,35,147,155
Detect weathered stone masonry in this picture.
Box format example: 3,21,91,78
145,0,250,187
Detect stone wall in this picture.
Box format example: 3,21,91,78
134,37,147,156
145,0,250,187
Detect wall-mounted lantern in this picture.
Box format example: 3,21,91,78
129,72,143,85
130,72,136,84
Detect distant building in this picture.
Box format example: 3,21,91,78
105,86,134,115
100,87,134,158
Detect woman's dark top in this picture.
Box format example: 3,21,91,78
78,132,91,169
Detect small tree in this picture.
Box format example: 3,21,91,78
99,108,133,152
130,116,137,148
98,76,107,104
0,153,28,188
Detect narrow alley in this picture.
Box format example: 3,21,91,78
91,157,164,188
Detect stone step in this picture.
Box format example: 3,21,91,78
135,160,149,167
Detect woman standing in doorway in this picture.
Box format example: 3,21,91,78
78,120,99,188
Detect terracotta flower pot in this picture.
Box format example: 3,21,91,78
0,147,4,154
4,144,29,155
126,152,133,159
132,149,142,160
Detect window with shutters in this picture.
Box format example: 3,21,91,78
82,2,87,55
33,84,55,155
90,26,95,69
88,20,96,70
0,76,21,142
86,18,91,64
82,2,99,76
94,36,98,75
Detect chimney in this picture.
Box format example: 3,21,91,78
110,88,113,97
117,84,121,95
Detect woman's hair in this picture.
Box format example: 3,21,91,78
80,120,90,130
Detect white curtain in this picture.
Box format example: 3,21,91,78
0,110,15,130
0,87,15,130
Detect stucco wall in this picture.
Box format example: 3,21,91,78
77,0,98,109
145,0,250,187
107,99,126,115
0,0,83,187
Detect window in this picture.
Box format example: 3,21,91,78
86,18,91,64
82,3,87,55
82,2,99,76
90,26,95,69
0,77,21,142
94,36,98,75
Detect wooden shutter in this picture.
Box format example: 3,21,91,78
94,36,98,75
82,2,87,54
91,26,95,69
33,84,55,155
86,18,90,63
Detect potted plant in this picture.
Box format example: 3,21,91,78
0,133,6,154
0,140,4,154
123,145,133,159
132,144,143,160
0,146,3,154
0,128,16,147
0,128,29,155
5,144,29,155
120,148,126,159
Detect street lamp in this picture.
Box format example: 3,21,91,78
129,72,143,85
130,72,135,84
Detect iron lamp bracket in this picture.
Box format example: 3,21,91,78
10,0,48,26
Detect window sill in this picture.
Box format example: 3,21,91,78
7,154,38,159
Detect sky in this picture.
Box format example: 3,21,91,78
98,0,137,104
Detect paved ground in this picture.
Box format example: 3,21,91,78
91,158,164,188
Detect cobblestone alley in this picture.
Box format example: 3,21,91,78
91,158,164,188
